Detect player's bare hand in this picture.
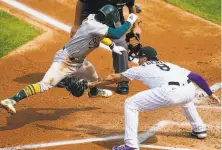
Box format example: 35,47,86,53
209,94,221,105
70,26,78,38
110,42,127,55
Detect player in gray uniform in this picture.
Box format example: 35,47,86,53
85,46,220,150
0,5,138,114
71,0,141,94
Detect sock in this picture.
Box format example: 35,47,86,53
10,84,41,102
89,86,98,95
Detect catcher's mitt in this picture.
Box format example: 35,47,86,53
62,77,88,97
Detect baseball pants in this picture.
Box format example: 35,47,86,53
124,82,206,148
112,21,129,73
38,49,98,92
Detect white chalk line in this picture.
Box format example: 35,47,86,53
2,0,221,74
0,1,220,149
140,144,197,150
138,120,221,144
2,0,220,90
196,105,221,110
1,120,220,150
195,82,221,99
0,0,139,64
1,0,70,32
0,0,112,53
0,135,124,150
138,120,169,143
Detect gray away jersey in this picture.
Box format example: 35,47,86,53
122,61,191,89
64,14,109,59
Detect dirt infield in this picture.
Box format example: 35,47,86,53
0,0,221,149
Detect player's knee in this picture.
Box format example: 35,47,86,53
38,81,53,92
83,61,98,81
125,98,135,109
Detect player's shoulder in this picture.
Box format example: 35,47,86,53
82,14,96,23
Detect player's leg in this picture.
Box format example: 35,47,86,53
119,88,170,149
0,62,74,114
181,100,206,139
75,60,112,97
115,85,193,149
172,82,207,139
112,22,129,95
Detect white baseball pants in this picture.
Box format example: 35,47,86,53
124,82,206,148
38,49,98,92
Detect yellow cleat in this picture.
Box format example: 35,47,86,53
0,99,17,114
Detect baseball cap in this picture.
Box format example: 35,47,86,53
137,46,158,60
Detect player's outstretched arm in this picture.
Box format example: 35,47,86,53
88,73,129,88
106,13,138,39
188,72,220,104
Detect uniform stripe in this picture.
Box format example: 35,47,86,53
24,87,32,96
23,89,29,96
30,85,36,94
28,85,34,95
32,84,41,93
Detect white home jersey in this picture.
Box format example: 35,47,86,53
122,61,191,89
64,14,109,59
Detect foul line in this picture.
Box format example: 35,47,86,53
195,82,221,99
138,120,221,143
140,144,197,150
0,0,111,52
0,1,220,149
0,135,124,150
1,120,220,150
1,0,70,32
0,0,139,63
196,105,221,110
2,0,220,87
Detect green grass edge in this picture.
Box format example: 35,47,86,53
0,10,44,58
165,0,221,25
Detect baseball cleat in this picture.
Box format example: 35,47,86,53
112,144,138,150
117,82,129,94
191,130,207,139
88,89,113,98
0,99,17,114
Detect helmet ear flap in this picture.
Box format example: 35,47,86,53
95,12,106,24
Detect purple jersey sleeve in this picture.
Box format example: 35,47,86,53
188,72,213,96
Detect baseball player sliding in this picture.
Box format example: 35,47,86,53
0,5,138,114
66,46,220,150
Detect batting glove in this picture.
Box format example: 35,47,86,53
109,42,127,55
127,13,138,25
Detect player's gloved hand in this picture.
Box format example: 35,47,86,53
109,42,127,55
127,13,138,25
209,94,221,105
63,77,88,97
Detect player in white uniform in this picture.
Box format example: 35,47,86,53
0,5,138,114
86,46,220,150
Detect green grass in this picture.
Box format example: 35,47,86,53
0,10,43,58
165,0,221,24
